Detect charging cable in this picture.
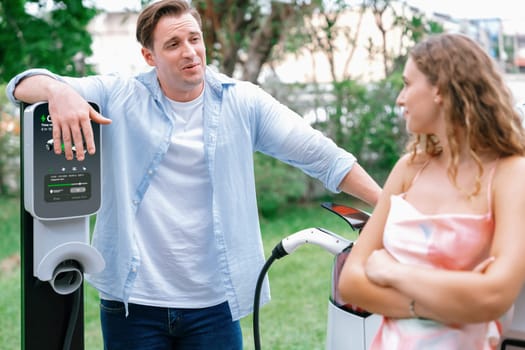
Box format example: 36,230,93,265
62,285,82,350
252,227,352,350
59,260,83,350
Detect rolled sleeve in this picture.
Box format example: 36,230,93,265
330,153,357,193
5,68,60,105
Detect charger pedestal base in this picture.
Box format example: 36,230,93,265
21,210,85,350
325,300,381,350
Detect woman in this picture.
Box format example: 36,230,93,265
338,33,525,349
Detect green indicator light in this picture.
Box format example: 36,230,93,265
41,115,46,122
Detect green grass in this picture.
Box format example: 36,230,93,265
0,195,366,349
0,263,20,350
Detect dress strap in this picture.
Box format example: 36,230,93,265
406,159,431,192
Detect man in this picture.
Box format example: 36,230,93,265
7,0,381,349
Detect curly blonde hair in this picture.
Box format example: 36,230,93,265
405,33,525,195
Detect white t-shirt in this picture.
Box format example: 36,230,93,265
129,90,226,308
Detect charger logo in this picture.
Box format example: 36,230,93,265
40,114,52,123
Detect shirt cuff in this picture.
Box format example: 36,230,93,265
5,68,58,105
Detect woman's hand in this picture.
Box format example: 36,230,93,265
473,256,495,273
365,249,399,287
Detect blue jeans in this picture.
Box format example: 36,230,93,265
100,300,243,350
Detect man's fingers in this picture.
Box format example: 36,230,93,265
50,121,70,159
49,103,109,161
71,122,86,161
52,121,63,156
51,115,83,161
80,106,110,156
80,113,95,155
89,106,111,125
60,125,74,160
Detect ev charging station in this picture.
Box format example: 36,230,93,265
20,101,105,350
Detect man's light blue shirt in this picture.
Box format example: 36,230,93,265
7,67,356,320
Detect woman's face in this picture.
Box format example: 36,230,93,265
396,57,443,135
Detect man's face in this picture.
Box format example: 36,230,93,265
141,13,206,102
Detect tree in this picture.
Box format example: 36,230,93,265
368,0,395,78
0,0,98,84
192,0,318,83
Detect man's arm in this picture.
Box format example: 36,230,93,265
338,163,381,206
14,74,111,160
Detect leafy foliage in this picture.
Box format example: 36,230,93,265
355,72,406,183
0,196,20,260
192,0,320,82
0,84,19,196
310,75,406,185
254,152,307,217
0,0,98,83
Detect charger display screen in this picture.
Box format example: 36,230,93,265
26,102,102,219
44,172,91,202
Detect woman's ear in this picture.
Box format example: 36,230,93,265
433,88,443,105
